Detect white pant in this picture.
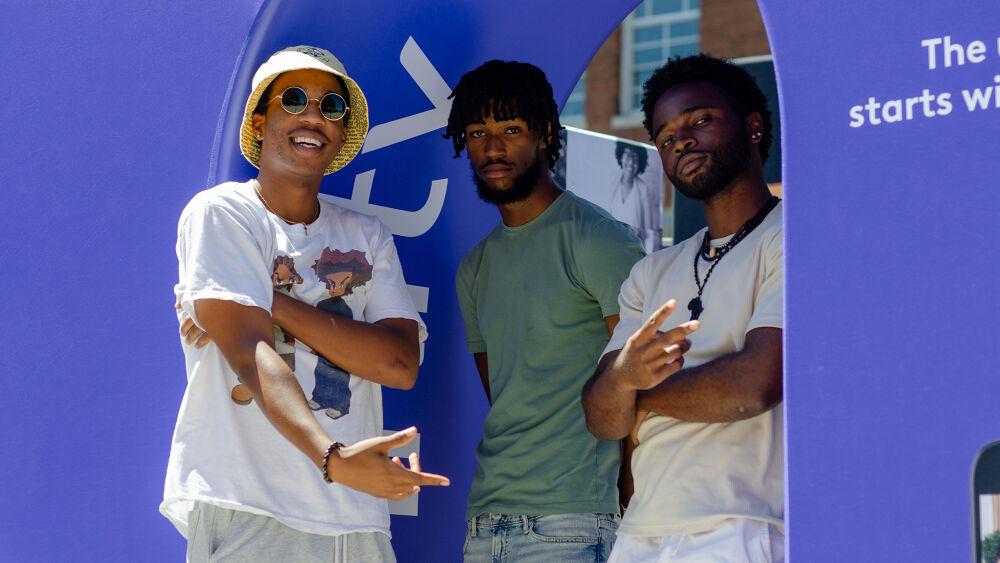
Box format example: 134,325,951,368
608,519,784,563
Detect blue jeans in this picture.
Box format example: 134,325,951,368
463,513,619,563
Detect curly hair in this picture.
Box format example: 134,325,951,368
311,248,373,292
614,141,649,176
443,60,564,170
641,54,773,164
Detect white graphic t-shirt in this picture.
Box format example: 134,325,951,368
161,180,426,538
604,202,783,538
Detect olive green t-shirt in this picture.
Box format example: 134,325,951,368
456,190,645,519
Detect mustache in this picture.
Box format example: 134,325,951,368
678,148,706,161
479,159,513,171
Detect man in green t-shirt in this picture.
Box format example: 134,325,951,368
443,60,646,562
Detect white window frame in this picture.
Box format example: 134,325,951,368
614,1,701,127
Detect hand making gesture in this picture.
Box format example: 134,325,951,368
331,427,450,500
611,299,699,391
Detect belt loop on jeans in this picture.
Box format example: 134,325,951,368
521,515,531,534
469,516,479,537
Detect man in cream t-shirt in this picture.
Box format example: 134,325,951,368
583,54,784,561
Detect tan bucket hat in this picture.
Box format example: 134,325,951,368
240,45,369,174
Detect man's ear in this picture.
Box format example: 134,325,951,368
745,111,763,141
537,124,559,155
541,123,555,149
251,113,266,140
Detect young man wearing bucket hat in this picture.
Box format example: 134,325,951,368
162,45,448,561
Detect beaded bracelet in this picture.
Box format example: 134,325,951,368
321,442,345,484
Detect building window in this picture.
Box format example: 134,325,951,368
560,72,587,126
619,0,700,117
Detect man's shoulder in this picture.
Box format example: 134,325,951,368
317,194,382,228
463,216,509,254
457,235,491,279
761,200,783,238
732,199,783,258
667,228,708,253
560,190,637,239
631,231,701,273
561,190,615,222
180,180,258,223
317,194,392,250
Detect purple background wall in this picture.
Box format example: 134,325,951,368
1,1,998,561
762,2,1000,560
0,3,265,561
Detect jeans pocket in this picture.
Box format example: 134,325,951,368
598,513,620,532
527,514,600,545
597,514,620,554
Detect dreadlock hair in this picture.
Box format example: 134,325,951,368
641,54,773,164
444,60,564,170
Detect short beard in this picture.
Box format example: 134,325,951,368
472,155,544,206
669,131,752,202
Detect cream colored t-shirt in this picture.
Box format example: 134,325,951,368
604,202,783,537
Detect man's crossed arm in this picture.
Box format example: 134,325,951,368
635,327,782,422
582,299,782,440
270,291,419,389
187,298,447,500
183,290,420,389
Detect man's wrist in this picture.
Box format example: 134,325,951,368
605,362,639,395
322,442,346,483
271,291,287,324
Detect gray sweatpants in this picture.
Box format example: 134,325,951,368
186,502,396,562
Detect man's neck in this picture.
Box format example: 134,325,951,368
701,169,774,239
497,174,563,228
255,169,323,224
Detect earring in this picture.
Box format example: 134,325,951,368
255,133,263,141
751,131,762,141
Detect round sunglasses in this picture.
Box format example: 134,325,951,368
267,86,349,121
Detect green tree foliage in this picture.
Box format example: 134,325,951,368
984,530,1000,562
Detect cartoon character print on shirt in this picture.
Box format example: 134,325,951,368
230,255,305,406
307,248,373,420
270,255,304,369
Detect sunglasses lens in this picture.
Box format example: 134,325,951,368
280,87,308,114
320,93,347,121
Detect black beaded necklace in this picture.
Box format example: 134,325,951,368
687,195,780,320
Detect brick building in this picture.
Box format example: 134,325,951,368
561,0,779,243
563,0,771,140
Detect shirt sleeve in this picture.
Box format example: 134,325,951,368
575,218,646,317
746,225,784,332
363,221,427,344
455,250,486,354
176,201,273,327
602,257,649,357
